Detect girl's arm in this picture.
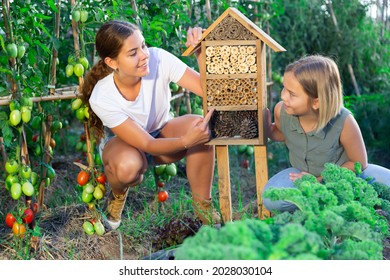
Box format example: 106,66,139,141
339,114,368,171
267,101,285,142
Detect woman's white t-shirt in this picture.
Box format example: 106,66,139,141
89,47,187,133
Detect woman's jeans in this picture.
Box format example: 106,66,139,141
262,164,390,213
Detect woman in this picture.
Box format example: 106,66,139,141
81,20,218,230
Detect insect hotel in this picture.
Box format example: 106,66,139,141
183,7,285,222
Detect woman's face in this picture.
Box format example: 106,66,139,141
114,30,150,78
281,71,314,116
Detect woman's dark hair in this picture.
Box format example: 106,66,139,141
81,20,139,141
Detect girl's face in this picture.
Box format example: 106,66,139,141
114,30,150,78
281,71,316,116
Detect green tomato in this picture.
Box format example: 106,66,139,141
35,145,42,156
46,166,56,179
81,190,93,203
6,43,18,58
72,10,81,22
193,108,203,116
5,174,19,190
67,55,75,65
21,97,32,107
93,186,104,200
79,57,89,69
17,45,26,59
5,159,19,174
65,64,74,77
21,165,32,179
83,182,94,194
246,146,254,156
51,120,63,133
9,100,20,111
75,107,85,121
71,98,83,111
9,109,22,126
82,221,95,235
170,82,179,92
22,181,34,197
94,153,103,165
238,145,248,154
21,107,32,123
73,63,84,77
154,164,166,175
165,163,177,176
83,107,90,119
80,10,89,23
31,115,42,130
30,172,38,186
94,221,105,236
10,182,22,200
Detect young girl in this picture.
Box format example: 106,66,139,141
81,20,218,230
263,55,390,212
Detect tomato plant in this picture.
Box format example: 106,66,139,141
5,213,16,228
22,208,34,224
158,190,169,202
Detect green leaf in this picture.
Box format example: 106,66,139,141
45,0,58,13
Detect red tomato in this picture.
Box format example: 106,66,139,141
158,191,169,202
77,170,90,186
22,208,34,224
32,203,39,213
12,222,27,238
32,133,39,142
96,173,106,184
157,181,165,188
5,213,16,228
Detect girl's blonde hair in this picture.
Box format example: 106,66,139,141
81,20,139,141
285,55,344,131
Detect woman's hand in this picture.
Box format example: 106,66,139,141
185,27,204,48
182,108,214,148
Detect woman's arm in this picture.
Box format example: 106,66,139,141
110,109,214,156
339,114,368,171
177,27,204,97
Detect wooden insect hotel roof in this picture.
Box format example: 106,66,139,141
182,7,286,56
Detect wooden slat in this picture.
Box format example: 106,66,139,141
208,105,257,111
216,145,232,223
207,138,261,146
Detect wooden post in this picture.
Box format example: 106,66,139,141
254,145,270,219
216,145,232,223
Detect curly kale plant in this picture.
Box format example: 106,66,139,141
174,219,324,260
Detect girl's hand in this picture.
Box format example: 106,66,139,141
289,171,310,181
182,108,214,148
289,171,322,182
185,27,204,48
